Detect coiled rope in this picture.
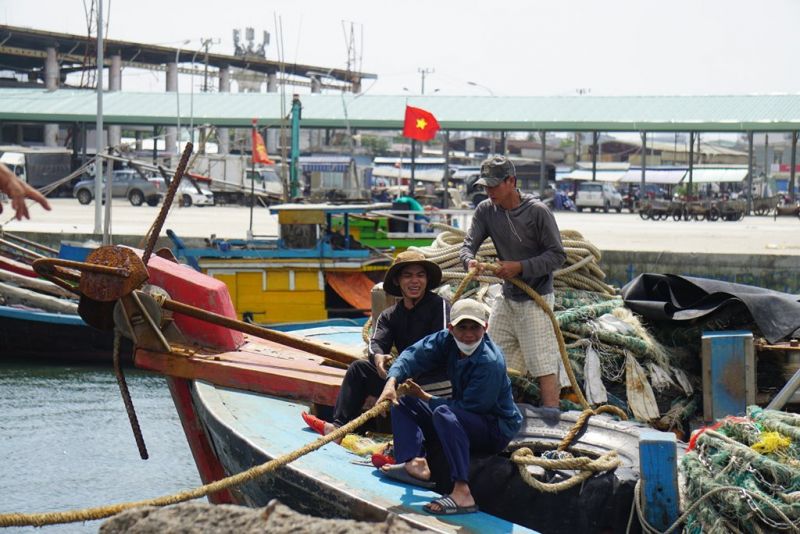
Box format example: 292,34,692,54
412,224,617,297
510,405,625,493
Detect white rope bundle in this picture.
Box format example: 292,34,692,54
411,225,616,296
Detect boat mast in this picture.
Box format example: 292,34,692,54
289,95,301,199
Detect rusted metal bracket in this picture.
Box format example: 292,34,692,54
114,291,172,354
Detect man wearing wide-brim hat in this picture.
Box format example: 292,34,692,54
302,250,450,438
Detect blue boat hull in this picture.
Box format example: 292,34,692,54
0,305,131,364
183,374,647,533
189,380,536,533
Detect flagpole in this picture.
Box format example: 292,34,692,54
410,139,417,197
249,121,256,239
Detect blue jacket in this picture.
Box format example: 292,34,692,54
387,330,523,440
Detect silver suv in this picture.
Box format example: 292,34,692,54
575,182,623,213
73,169,165,206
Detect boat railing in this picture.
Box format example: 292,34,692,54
368,208,473,236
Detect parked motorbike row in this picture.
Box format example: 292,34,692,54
639,199,746,221
638,197,800,221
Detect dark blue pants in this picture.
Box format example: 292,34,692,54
391,396,509,482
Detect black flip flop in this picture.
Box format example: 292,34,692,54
380,462,436,489
423,495,479,515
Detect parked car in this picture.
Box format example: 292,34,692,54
179,179,214,207
575,181,623,213
73,169,165,206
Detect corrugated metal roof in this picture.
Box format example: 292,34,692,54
371,167,444,182
628,139,750,156
558,169,628,182
0,89,799,132
620,169,687,185
686,168,749,183
575,162,631,170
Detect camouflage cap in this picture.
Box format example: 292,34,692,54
475,155,516,187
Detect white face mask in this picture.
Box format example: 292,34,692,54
455,338,481,356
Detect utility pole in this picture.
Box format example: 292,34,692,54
198,37,218,154
201,37,215,92
94,0,104,236
418,67,434,95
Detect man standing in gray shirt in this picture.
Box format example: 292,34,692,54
460,156,566,408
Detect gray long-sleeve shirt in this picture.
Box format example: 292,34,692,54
460,193,566,300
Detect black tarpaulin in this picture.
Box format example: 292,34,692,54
621,273,800,344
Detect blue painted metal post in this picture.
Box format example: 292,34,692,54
343,213,351,250
639,430,679,531
701,330,755,422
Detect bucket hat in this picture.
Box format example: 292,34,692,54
475,155,516,188
383,250,442,297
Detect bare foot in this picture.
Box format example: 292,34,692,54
381,456,431,481
322,422,343,444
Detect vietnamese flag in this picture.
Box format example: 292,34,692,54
251,121,273,164
403,105,440,142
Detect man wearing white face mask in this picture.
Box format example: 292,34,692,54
376,299,522,515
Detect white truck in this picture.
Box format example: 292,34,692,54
0,146,73,197
188,154,284,205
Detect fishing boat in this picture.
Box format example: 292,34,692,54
168,203,394,324
0,304,132,364
0,235,132,363
329,207,473,254
32,245,660,533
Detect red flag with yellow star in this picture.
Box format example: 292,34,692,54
251,121,273,164
403,105,440,142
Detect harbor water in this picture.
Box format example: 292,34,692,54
0,358,202,533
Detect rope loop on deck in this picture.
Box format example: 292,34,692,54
510,447,620,494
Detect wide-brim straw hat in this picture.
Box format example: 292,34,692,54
383,250,442,297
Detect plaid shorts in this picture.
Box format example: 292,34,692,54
488,292,560,377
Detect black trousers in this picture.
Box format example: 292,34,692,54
331,359,386,427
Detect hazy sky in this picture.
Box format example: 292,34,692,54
1,0,799,97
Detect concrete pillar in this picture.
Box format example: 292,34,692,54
44,47,59,146
266,72,278,154
135,131,143,151
165,62,178,155
108,54,122,148
309,76,322,149
266,72,277,92
45,47,59,90
217,66,231,155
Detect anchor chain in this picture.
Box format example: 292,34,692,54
112,328,148,460
142,143,193,265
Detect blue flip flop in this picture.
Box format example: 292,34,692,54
423,495,479,515
380,462,436,489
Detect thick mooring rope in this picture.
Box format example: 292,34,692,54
511,448,620,493
510,405,625,493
